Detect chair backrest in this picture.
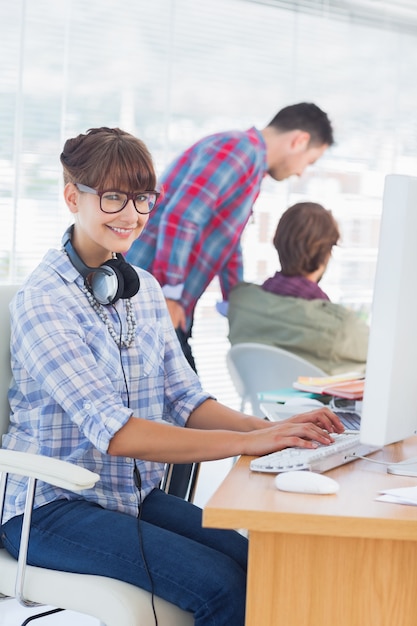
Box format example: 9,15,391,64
226,342,326,417
0,285,20,439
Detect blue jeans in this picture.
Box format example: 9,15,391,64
1,489,247,626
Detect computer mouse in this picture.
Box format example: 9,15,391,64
274,470,339,495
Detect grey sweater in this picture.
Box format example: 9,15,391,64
227,282,369,376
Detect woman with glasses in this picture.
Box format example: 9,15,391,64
1,127,343,626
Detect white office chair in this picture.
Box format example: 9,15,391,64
0,284,194,626
226,342,326,417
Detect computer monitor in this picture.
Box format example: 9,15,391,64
359,174,417,476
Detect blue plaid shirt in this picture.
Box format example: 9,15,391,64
126,127,267,328
2,248,211,523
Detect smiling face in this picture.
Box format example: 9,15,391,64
64,183,150,267
60,128,157,268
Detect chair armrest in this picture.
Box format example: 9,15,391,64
0,449,99,607
0,449,99,491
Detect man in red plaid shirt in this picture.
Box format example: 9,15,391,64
127,102,334,372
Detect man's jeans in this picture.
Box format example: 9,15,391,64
2,488,247,625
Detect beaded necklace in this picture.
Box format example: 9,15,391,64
62,245,137,348
81,285,137,348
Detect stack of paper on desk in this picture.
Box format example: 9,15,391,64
377,486,417,505
293,372,365,400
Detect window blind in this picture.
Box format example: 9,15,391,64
1,0,417,407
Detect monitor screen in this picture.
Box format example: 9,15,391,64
359,174,417,475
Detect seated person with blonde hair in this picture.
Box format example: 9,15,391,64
227,202,369,375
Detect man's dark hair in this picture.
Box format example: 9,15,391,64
267,103,334,147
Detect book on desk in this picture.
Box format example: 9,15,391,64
258,372,365,405
292,371,365,400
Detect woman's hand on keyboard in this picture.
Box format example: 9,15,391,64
241,408,345,456
286,407,345,435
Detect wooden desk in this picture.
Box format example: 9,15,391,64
203,437,417,626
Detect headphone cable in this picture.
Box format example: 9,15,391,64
113,304,158,626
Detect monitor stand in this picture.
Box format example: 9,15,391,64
387,457,417,477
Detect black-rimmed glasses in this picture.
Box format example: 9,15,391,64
75,183,160,214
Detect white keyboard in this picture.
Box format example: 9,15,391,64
250,433,380,474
